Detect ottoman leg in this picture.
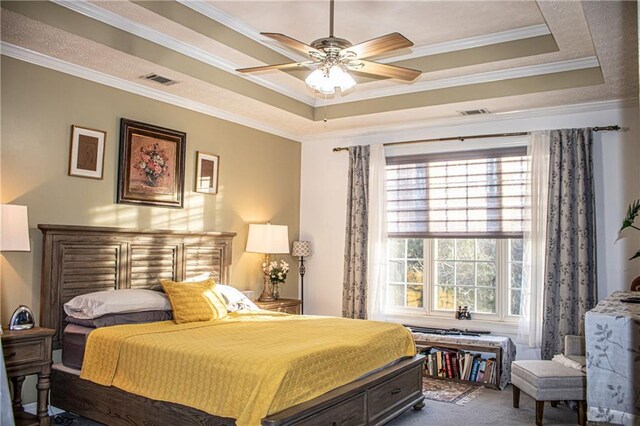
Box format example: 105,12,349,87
512,385,520,408
536,400,544,426
577,400,586,426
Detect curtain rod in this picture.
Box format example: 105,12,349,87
331,125,621,152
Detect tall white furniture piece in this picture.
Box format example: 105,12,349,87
585,291,640,425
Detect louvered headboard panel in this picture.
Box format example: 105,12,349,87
39,225,236,349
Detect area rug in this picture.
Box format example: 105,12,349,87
422,377,484,406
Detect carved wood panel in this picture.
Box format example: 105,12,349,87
39,225,235,349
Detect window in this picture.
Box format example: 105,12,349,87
387,238,524,320
385,147,528,321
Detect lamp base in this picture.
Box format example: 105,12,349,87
258,254,275,302
258,292,276,302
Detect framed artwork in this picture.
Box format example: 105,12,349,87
69,125,106,179
117,118,186,208
195,152,219,195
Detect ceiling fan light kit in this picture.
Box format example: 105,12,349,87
305,66,356,95
236,0,421,97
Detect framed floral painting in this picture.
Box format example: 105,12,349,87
117,118,186,208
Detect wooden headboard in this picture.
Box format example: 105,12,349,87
38,225,236,349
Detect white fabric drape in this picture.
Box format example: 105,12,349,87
367,144,388,320
517,131,550,350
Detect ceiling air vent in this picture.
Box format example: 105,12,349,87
141,73,177,86
459,108,491,116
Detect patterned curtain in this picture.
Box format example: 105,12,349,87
342,145,370,319
541,128,597,360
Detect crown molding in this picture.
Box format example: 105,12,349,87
178,0,309,63
316,57,601,107
47,1,568,110
378,24,551,63
302,98,636,144
53,0,316,106
0,42,302,142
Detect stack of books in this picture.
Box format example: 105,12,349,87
423,347,497,385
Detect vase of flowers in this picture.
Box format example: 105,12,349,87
263,259,289,300
135,143,170,187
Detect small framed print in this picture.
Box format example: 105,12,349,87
69,125,106,179
195,152,219,194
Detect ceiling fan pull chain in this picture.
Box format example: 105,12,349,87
324,94,328,123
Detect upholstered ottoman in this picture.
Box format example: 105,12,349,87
511,360,586,426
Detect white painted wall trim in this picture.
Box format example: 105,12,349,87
378,24,551,63
303,98,635,144
53,0,316,106
316,56,600,106
53,2,562,109
0,42,302,142
178,0,309,63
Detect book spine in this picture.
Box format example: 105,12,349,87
451,354,458,379
464,354,472,380
470,357,481,382
436,351,443,378
476,360,486,382
483,360,494,383
445,352,453,378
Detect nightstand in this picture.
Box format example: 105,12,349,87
255,298,302,314
2,327,55,426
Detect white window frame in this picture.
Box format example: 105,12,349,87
385,238,521,323
383,136,528,331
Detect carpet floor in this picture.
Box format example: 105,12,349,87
392,384,582,426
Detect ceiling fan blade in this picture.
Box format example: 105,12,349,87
261,33,322,58
348,60,421,81
342,32,413,60
236,61,315,73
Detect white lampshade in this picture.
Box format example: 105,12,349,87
0,204,31,252
292,241,312,257
329,66,356,91
246,223,289,254
305,69,335,95
305,66,356,95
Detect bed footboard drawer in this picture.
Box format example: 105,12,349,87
367,365,422,421
293,392,366,426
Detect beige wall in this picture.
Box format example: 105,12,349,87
0,56,301,325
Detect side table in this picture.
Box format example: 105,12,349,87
2,327,55,426
255,298,302,314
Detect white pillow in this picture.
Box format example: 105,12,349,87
184,273,258,312
64,289,171,319
216,284,259,312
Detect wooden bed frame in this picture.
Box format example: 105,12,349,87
39,225,425,425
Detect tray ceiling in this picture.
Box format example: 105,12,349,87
1,0,637,141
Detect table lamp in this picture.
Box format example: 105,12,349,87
292,241,312,314
246,223,289,302
1,204,34,330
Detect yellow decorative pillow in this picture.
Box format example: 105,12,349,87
160,278,228,324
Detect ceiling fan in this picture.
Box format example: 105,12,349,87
236,0,421,95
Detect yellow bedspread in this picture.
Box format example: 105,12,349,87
80,311,416,426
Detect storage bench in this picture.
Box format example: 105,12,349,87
411,331,516,389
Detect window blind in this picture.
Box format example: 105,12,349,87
386,147,528,238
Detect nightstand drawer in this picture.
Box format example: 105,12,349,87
255,298,302,315
277,306,300,314
3,340,45,367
